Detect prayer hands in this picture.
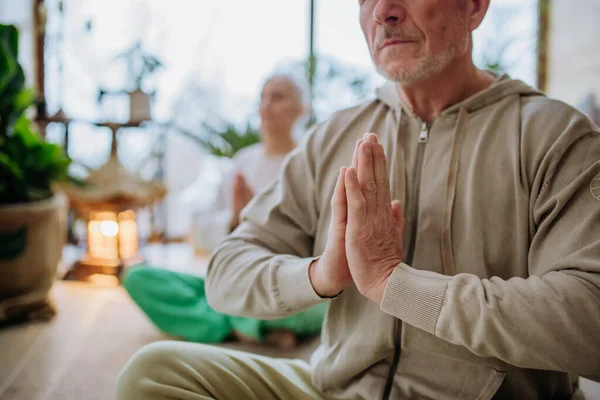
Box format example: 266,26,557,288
309,133,404,303
231,173,254,231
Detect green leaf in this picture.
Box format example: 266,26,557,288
0,24,19,56
3,131,28,161
0,44,18,96
12,88,37,115
37,142,64,165
13,116,41,147
0,152,23,178
0,24,19,96
0,66,26,107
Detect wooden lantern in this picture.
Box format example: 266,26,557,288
85,209,139,267
66,207,143,285
57,135,167,284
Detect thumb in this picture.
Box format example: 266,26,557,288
330,167,348,231
233,174,242,190
391,200,404,233
245,188,254,203
245,182,254,195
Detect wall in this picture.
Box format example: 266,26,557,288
547,0,600,107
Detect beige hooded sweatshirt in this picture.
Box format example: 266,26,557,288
206,75,600,400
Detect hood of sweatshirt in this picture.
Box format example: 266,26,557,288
375,73,544,120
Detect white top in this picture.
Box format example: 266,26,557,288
191,144,288,252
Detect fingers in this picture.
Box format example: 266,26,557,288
234,172,243,184
331,167,348,225
361,134,391,207
244,188,254,204
352,139,363,169
391,200,404,233
358,142,377,209
372,140,391,207
233,173,247,195
245,183,254,198
345,167,367,227
365,132,378,144
353,132,378,168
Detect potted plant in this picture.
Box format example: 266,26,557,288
0,24,71,325
115,40,164,123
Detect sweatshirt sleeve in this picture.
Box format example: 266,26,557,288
205,125,328,319
381,129,600,379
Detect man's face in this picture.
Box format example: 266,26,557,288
359,0,472,84
259,77,303,135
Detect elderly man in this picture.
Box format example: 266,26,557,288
117,0,600,399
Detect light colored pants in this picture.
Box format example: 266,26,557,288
116,341,336,400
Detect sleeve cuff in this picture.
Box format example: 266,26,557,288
275,257,328,312
380,263,450,334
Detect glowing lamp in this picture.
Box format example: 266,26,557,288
85,210,139,267
58,151,167,285
65,208,142,284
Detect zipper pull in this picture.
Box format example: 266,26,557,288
418,123,429,143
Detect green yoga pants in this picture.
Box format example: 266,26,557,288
122,265,327,343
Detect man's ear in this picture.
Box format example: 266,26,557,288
467,0,491,32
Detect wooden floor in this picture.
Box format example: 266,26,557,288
1,244,599,399
0,281,321,400
0,245,319,400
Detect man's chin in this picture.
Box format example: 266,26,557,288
377,64,424,85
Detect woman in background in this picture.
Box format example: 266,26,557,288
123,74,326,349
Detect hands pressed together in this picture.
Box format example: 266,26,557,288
230,172,255,231
309,133,405,304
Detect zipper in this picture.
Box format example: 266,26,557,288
381,121,430,400
418,122,429,143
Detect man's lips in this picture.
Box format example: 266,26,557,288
379,39,417,51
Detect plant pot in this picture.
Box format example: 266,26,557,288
0,193,68,326
128,89,152,122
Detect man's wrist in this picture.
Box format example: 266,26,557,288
366,262,398,304
308,259,342,298
368,273,392,304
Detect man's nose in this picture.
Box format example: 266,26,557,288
373,0,406,26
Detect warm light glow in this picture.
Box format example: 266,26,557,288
88,274,120,287
85,209,139,265
100,220,119,237
118,210,138,259
88,211,119,261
